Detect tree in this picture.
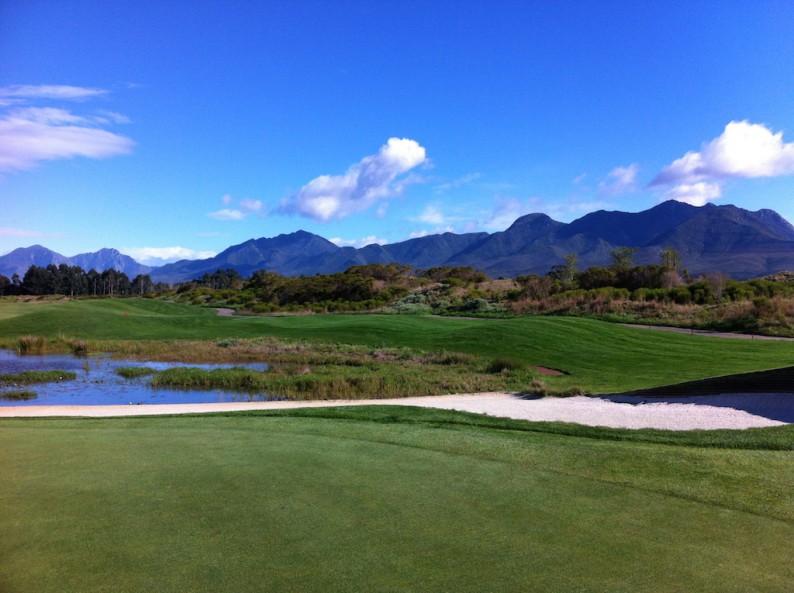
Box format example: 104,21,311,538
578,266,616,290
659,247,683,289
548,254,579,289
609,247,636,273
132,274,154,295
659,247,681,271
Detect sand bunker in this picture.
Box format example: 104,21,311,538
2,392,791,430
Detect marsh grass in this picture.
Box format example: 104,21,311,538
0,389,37,400
49,336,577,398
146,354,548,399
16,335,46,354
68,339,89,355
0,370,77,384
115,366,157,379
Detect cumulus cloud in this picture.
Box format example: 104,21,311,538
280,138,427,222
660,182,723,207
651,121,794,205
0,85,133,174
328,235,389,248
599,164,638,196
120,246,217,266
208,195,264,220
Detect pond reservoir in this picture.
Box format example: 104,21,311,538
0,350,275,406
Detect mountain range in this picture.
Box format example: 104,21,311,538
2,202,794,283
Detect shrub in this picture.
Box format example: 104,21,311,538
486,358,524,374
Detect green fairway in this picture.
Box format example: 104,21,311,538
1,298,794,393
1,408,793,593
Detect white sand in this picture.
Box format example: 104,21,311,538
1,392,790,430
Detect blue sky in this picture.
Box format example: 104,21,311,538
2,0,794,264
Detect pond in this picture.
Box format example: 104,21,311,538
0,350,279,406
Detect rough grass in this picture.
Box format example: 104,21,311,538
1,410,792,593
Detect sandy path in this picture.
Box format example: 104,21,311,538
621,323,794,341
2,392,790,430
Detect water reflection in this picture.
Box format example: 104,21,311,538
0,350,278,406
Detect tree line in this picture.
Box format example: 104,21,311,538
0,264,168,297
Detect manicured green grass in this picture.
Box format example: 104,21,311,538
2,299,794,393
1,409,792,593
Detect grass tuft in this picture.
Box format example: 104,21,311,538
17,335,46,354
68,339,89,355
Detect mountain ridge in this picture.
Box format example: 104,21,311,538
2,202,793,282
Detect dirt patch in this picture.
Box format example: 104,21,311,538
215,308,235,317
531,366,565,376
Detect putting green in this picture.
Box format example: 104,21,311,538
1,411,792,593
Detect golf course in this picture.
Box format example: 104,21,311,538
1,298,793,592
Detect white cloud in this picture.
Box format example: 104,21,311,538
208,208,245,221
0,86,134,174
660,182,722,206
599,163,638,196
408,226,455,239
482,197,527,231
0,84,109,100
0,226,54,239
280,137,427,222
239,198,263,212
433,172,481,193
418,204,446,225
651,121,794,205
572,173,588,185
208,195,264,220
95,111,131,124
120,246,217,265
329,235,389,248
